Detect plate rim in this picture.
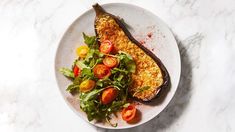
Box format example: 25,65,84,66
54,2,181,129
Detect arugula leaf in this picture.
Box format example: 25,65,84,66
96,78,113,87
76,60,90,69
126,61,136,73
59,68,74,78
82,33,97,48
73,76,82,84
83,88,104,101
79,88,106,121
88,58,96,68
65,77,82,93
111,68,128,74
94,49,104,57
133,86,151,96
66,83,79,92
107,101,124,112
85,49,104,68
116,74,124,81
123,103,130,108
90,58,103,69
80,99,104,121
81,68,94,80
106,117,118,127
117,52,136,73
85,49,95,62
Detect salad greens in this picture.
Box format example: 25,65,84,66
59,33,136,126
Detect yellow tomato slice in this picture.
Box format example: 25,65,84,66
79,80,96,92
76,45,89,58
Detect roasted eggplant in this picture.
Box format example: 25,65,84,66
92,3,170,101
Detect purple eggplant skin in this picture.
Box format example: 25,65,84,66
92,3,170,101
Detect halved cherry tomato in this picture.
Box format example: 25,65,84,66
99,40,113,54
101,87,118,105
122,104,137,122
73,65,80,77
93,64,111,79
76,45,89,58
103,56,118,68
79,79,96,92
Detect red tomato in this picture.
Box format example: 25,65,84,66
99,40,113,54
103,56,118,68
93,64,111,79
122,104,137,122
101,87,118,105
73,65,80,77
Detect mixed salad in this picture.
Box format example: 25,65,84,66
60,33,138,126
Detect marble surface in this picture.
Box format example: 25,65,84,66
0,0,235,132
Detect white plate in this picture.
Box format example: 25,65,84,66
55,3,181,129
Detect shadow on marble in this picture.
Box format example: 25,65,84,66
97,34,194,132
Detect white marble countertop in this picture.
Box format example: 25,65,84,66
0,0,235,132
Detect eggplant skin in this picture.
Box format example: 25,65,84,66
92,3,170,101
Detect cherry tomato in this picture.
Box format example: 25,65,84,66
122,104,137,122
79,80,96,92
73,65,80,77
101,87,118,105
93,64,111,79
76,45,89,58
99,40,113,54
103,56,118,68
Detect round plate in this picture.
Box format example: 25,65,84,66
55,3,181,129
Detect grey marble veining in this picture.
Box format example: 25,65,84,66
0,0,235,132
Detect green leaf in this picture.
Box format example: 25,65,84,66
76,60,90,69
59,68,74,78
88,58,96,68
82,33,97,48
66,83,79,92
85,49,104,68
83,88,105,102
96,78,112,87
111,68,128,74
73,76,82,84
126,61,136,73
94,49,104,57
81,68,93,79
117,52,136,73
133,86,151,96
85,49,95,62
123,103,130,108
116,74,124,81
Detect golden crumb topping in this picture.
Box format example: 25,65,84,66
96,15,163,100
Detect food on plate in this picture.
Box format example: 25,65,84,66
121,104,137,122
93,3,170,101
99,40,114,54
93,64,111,79
103,56,118,68
59,3,170,127
76,45,89,58
101,87,118,105
60,32,136,126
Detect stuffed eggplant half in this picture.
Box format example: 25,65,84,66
59,3,170,126
93,4,170,101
